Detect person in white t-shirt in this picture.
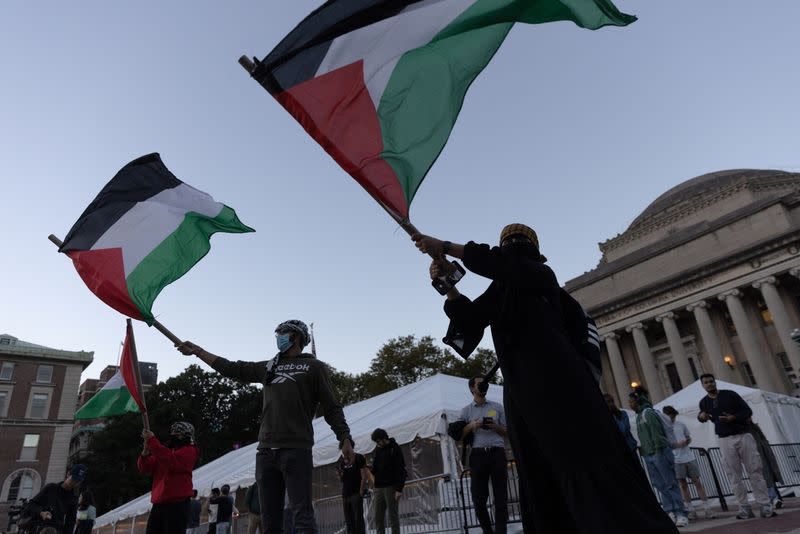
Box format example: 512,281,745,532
662,406,714,519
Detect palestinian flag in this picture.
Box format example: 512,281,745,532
246,0,635,220
75,322,145,420
59,154,254,324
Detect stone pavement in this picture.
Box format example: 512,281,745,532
683,498,800,534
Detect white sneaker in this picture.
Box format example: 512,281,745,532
668,511,677,523
675,515,689,527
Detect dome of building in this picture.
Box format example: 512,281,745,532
627,169,797,234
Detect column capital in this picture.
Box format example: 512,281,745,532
752,276,778,289
686,301,708,312
655,312,675,322
718,289,741,301
601,332,619,342
625,322,645,333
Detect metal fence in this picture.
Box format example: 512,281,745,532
92,443,800,534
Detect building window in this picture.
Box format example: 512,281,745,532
0,337,10,345
665,363,682,393
19,434,39,461
722,311,738,336
36,365,53,384
6,471,36,502
742,362,757,387
688,358,699,381
29,393,49,419
776,352,798,389
755,299,774,326
0,391,8,418
0,362,13,381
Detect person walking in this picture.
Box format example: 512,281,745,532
457,376,508,534
630,389,689,527
137,422,200,534
698,373,774,519
336,438,368,534
662,406,713,518
370,429,406,534
414,225,678,533
177,319,352,534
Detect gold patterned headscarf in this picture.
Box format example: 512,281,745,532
499,223,546,262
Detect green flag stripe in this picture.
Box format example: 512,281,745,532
125,205,255,324
377,0,635,208
74,385,140,420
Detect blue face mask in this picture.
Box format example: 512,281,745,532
276,333,293,353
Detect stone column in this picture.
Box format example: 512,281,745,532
754,276,800,377
718,289,780,392
626,322,665,401
603,333,631,404
656,312,694,389
687,301,732,381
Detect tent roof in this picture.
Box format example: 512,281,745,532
654,379,762,413
96,373,501,526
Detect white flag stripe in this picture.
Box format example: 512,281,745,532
92,183,224,277
316,0,475,109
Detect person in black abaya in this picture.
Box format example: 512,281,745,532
413,224,677,534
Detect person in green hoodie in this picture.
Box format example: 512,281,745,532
177,319,352,534
629,387,688,527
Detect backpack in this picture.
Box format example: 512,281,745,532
644,407,676,448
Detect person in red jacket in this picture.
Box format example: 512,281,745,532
137,421,200,534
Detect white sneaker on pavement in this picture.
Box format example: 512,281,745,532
675,515,689,527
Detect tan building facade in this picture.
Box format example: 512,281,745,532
0,334,92,527
565,169,800,404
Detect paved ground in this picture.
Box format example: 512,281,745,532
684,497,800,533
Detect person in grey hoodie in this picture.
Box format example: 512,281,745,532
177,319,352,534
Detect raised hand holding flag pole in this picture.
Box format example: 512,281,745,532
50,153,254,344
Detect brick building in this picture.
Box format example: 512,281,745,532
0,333,93,527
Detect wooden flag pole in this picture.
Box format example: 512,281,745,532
47,234,184,346
126,318,151,431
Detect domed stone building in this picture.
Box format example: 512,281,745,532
565,169,800,403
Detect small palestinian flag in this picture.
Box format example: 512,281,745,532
59,154,254,324
246,0,635,220
75,322,145,420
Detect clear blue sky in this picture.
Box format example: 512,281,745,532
2,1,799,382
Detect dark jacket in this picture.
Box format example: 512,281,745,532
245,484,260,515
699,390,752,437
21,482,78,534
371,438,407,492
212,354,350,449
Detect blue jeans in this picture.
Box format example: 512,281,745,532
644,450,686,516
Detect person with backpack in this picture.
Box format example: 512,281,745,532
629,388,689,527
415,225,678,533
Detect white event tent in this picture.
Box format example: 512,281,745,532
95,373,503,529
628,379,800,449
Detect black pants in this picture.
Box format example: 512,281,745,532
257,448,316,533
145,499,189,534
470,447,508,534
342,493,365,534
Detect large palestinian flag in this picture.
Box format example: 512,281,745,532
245,0,635,220
59,154,254,324
75,321,145,420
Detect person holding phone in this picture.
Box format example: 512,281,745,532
457,376,508,534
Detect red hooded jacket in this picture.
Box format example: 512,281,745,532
137,436,199,503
